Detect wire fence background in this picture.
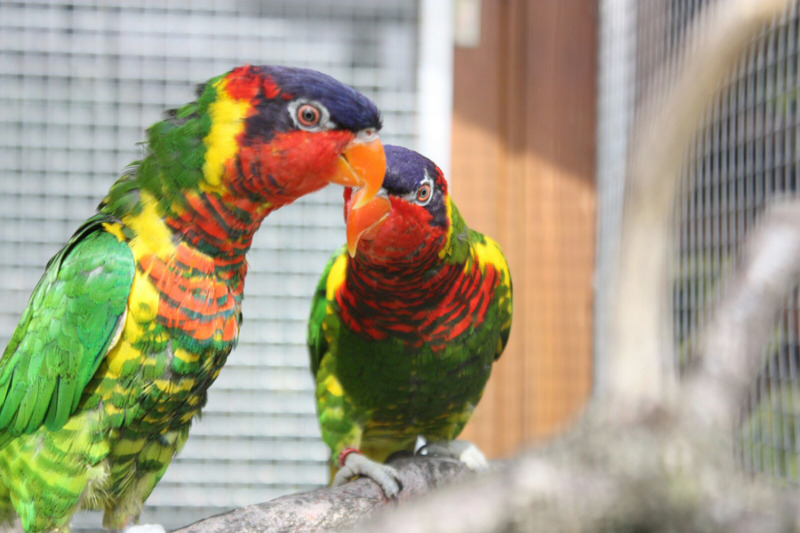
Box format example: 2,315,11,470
0,0,420,529
598,0,800,484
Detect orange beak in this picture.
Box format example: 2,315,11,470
346,188,391,257
328,137,386,209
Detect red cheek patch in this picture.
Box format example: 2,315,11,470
230,130,355,203
357,199,443,260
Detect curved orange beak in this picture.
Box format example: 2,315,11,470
346,188,391,257
328,137,386,209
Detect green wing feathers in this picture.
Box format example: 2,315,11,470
0,218,134,438
466,229,513,361
488,239,512,361
307,246,346,377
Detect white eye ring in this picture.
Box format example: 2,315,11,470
287,99,336,131
407,172,434,206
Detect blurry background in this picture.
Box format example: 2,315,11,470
0,0,798,530
596,0,800,482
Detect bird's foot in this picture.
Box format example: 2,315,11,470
123,524,166,533
333,450,402,498
418,439,489,471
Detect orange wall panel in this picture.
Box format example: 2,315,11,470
452,0,597,457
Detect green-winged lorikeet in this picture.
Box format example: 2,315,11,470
308,145,512,496
0,65,386,532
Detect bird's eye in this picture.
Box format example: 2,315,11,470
289,100,332,131
416,184,432,205
297,104,321,127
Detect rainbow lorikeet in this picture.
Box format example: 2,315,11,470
308,145,513,496
0,65,386,532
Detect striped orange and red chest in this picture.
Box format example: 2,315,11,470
95,207,246,431
332,246,501,352
322,241,506,431
135,243,242,350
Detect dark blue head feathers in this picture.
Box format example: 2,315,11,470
238,65,381,139
383,145,449,227
266,66,382,132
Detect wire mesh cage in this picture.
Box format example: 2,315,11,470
598,0,800,485
0,0,420,529
671,2,800,483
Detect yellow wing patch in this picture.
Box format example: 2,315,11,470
472,235,513,334
325,253,348,301
128,269,160,324
102,222,126,242
202,77,254,190
173,348,201,364
154,378,196,395
106,339,142,377
323,374,344,397
472,236,510,282
123,192,177,262
438,197,454,259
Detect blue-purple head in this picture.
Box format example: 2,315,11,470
344,145,451,261
199,65,387,213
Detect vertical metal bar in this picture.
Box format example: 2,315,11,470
595,0,637,392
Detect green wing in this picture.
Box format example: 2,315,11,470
496,272,512,360
307,246,347,377
0,216,134,437
495,251,512,360
468,229,513,361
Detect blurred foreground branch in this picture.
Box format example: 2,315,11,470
176,0,800,531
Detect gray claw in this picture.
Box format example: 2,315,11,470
333,452,402,498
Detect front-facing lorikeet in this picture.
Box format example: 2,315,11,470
308,145,513,496
0,65,386,532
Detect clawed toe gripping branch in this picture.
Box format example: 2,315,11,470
334,450,403,499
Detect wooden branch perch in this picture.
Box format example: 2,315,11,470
173,455,472,533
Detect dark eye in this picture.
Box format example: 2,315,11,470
297,104,321,127
416,184,432,204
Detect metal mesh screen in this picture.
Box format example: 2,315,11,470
0,1,419,529
598,0,800,485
